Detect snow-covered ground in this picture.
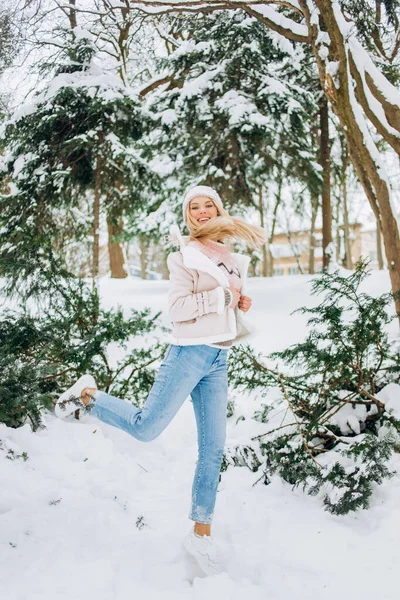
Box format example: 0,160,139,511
1,270,400,600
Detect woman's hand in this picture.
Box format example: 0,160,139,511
238,295,252,312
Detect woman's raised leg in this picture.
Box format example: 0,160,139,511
85,345,221,443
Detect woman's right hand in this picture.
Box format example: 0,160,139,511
229,288,241,309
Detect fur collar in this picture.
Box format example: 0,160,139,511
181,245,230,287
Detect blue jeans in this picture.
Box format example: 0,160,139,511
90,344,229,524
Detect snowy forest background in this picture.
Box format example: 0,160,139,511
1,1,400,598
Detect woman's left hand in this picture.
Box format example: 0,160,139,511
238,295,252,312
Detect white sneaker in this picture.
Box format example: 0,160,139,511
182,530,224,576
55,374,97,419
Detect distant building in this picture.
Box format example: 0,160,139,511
269,222,384,276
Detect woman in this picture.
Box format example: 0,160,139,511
55,185,266,576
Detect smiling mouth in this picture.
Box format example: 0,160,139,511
198,217,210,223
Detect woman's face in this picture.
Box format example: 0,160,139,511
188,196,218,224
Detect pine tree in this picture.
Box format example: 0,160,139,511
225,259,400,514
0,26,157,291
146,11,321,220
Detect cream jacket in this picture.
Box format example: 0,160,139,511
166,234,254,346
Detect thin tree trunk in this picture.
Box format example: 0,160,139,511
258,185,268,277
309,195,318,274
68,0,77,29
285,225,304,274
107,216,128,278
336,227,341,264
139,235,148,280
339,139,352,269
92,154,102,287
320,95,332,268
377,218,384,269
268,205,279,277
335,187,341,263
269,165,283,276
342,159,353,269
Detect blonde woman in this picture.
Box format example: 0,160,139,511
55,185,266,576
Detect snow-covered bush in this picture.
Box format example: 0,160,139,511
225,259,400,514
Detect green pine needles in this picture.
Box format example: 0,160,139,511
0,278,166,431
225,258,400,515
0,28,155,288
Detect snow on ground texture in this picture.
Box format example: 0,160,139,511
1,270,400,600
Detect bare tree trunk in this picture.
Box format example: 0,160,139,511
335,186,341,263
320,95,332,268
377,219,384,269
336,226,341,264
285,225,304,274
258,185,268,277
340,142,353,269
139,235,148,279
309,195,318,274
268,166,283,276
268,204,279,277
267,239,275,277
342,165,353,269
68,0,77,29
107,216,128,278
92,154,102,287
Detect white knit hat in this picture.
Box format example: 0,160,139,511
182,185,223,223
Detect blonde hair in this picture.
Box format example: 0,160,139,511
185,202,266,249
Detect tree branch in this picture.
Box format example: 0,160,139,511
128,0,311,43
348,53,400,155
243,3,310,43
137,73,175,96
365,69,400,133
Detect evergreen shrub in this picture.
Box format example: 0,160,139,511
225,259,400,514
0,278,166,431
